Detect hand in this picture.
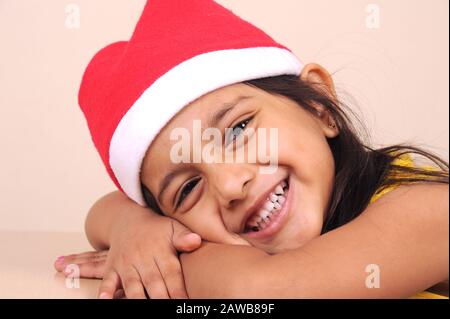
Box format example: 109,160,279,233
54,215,201,299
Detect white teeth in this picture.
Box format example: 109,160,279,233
264,201,275,211
259,209,270,220
275,185,284,195
245,179,289,231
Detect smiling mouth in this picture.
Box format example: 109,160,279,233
243,178,289,233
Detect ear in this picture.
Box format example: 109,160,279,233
300,63,337,100
300,63,339,138
315,105,339,139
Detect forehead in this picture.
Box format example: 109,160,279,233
141,82,264,186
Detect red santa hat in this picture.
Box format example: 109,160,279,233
78,0,303,206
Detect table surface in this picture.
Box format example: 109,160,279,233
1,231,448,299
0,230,101,298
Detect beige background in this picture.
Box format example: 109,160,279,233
0,0,448,233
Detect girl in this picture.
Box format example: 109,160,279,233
55,0,449,298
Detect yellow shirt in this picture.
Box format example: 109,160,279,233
369,153,448,299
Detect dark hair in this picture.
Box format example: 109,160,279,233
142,75,449,233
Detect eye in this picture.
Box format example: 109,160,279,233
176,177,200,208
226,117,253,146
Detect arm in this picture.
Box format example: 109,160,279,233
84,191,153,250
180,184,449,298
61,190,201,299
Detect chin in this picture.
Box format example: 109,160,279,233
259,221,324,253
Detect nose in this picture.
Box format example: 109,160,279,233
209,163,254,209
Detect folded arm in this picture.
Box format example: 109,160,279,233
180,184,449,298
84,191,153,250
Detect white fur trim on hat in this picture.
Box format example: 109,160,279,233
109,46,303,206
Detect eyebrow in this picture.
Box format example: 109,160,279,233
157,95,253,206
207,95,253,128
157,166,190,205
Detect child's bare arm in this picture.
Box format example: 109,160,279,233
84,191,150,250
180,184,449,298
55,191,202,299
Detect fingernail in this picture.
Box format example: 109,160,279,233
55,256,64,264
99,292,109,299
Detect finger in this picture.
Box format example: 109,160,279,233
171,221,202,252
155,255,188,299
97,270,121,299
65,250,109,259
63,259,106,279
54,252,108,272
120,266,147,299
58,250,108,263
113,288,126,299
67,251,108,263
137,259,170,299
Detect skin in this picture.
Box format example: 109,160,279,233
54,191,202,299
140,63,448,297
141,63,340,254
56,63,449,298
180,183,449,298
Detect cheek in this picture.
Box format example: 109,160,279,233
290,202,324,239
275,122,335,244
286,137,335,218
278,117,334,186
177,204,233,244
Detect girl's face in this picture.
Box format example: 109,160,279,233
142,66,339,254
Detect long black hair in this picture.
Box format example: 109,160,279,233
142,75,449,233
